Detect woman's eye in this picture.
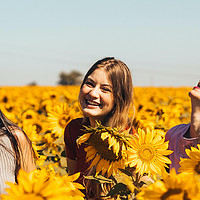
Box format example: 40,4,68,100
85,81,94,87
102,87,111,92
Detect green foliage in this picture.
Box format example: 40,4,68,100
84,175,113,184
37,134,68,175
106,183,131,199
57,70,83,85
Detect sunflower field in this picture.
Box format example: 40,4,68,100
1,85,199,200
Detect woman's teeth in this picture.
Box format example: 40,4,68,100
86,99,100,106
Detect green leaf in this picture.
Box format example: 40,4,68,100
118,168,134,177
42,153,55,157
106,183,130,197
61,150,66,157
84,175,113,184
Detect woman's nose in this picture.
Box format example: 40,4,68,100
89,87,100,98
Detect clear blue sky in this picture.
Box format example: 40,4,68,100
0,0,200,87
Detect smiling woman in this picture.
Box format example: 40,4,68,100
64,57,134,198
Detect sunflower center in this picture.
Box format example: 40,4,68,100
6,106,13,112
33,123,42,133
3,96,8,103
50,94,56,99
59,115,70,128
194,161,200,174
26,114,33,119
88,134,119,161
137,144,156,162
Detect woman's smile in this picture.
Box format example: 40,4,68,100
85,99,101,107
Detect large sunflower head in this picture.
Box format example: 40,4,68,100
137,169,200,200
77,122,135,177
20,109,40,126
1,167,85,200
47,102,82,137
126,128,173,179
179,144,200,175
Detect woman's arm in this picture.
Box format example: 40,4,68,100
189,82,200,138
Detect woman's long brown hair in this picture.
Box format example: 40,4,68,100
0,110,35,182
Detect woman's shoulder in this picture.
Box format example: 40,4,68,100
64,118,84,135
67,118,84,128
165,123,190,141
64,118,86,143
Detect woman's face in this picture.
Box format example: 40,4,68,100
79,68,115,126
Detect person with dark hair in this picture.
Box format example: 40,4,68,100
0,110,36,194
64,57,134,191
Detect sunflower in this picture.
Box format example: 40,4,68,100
21,109,39,124
0,89,9,104
35,154,47,167
62,88,79,103
22,117,47,134
21,123,43,159
179,144,200,175
21,93,41,112
77,122,135,177
0,106,17,124
126,128,172,178
22,123,42,142
41,90,59,104
42,132,57,148
1,167,85,200
47,102,82,137
137,168,200,200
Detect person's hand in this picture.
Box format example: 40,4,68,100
189,81,200,138
189,81,200,103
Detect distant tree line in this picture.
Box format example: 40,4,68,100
57,70,83,85
27,70,83,86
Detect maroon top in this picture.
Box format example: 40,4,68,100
64,118,90,185
64,118,136,186
165,123,197,173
